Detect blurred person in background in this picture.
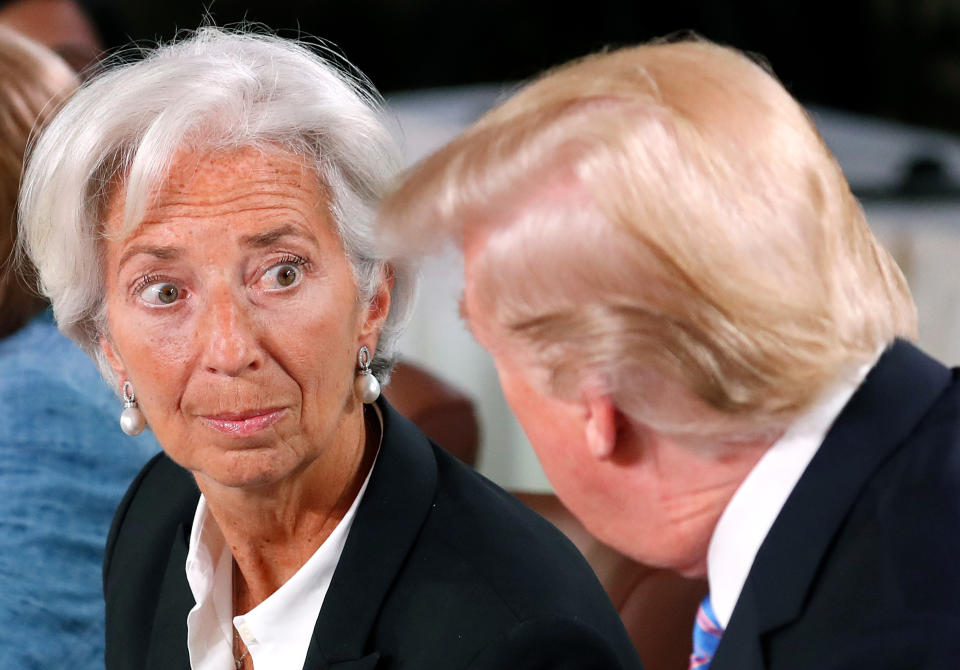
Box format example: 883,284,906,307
380,38,960,669
0,24,160,669
19,27,642,670
0,0,105,75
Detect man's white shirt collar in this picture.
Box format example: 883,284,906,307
184,407,381,670
706,350,881,629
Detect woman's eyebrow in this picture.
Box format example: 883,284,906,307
116,225,317,271
241,224,315,247
117,245,182,271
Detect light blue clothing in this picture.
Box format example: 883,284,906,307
0,311,159,669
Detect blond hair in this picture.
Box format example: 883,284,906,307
0,26,76,337
381,39,916,434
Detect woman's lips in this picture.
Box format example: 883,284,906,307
200,408,287,436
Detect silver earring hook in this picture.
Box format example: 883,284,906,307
122,381,137,408
357,346,372,374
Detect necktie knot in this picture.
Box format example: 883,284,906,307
690,595,724,669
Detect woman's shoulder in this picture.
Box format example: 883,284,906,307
104,453,198,579
107,452,198,543
377,402,608,611
367,443,640,668
102,452,197,666
421,445,623,616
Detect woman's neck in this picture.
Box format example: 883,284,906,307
198,406,380,609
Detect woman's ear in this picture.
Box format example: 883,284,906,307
583,392,619,461
99,335,127,383
358,264,394,340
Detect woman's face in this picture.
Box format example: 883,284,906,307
100,146,389,491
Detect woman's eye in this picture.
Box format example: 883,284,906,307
139,282,181,305
262,263,302,289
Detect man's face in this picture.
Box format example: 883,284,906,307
461,230,769,576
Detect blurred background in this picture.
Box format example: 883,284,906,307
76,0,960,135
7,0,959,490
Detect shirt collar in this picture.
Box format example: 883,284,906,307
706,351,880,628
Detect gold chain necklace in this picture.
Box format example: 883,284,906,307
232,560,250,669
233,628,249,669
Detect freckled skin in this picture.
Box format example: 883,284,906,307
462,231,769,577
99,146,388,521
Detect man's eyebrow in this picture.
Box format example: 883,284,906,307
457,294,475,336
118,245,182,271
240,224,314,247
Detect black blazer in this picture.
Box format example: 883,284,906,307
103,399,642,670
712,341,960,670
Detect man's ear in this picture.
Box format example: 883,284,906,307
99,335,127,384
583,391,619,461
359,264,394,340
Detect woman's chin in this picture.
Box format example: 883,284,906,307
187,446,305,493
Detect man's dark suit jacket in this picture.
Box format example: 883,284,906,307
103,399,642,670
711,341,960,670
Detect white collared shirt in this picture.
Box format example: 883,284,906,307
706,351,881,628
184,410,380,670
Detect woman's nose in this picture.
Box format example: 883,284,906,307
198,287,264,377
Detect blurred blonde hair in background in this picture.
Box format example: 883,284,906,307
381,38,917,438
0,25,76,337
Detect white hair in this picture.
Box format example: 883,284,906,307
18,26,416,386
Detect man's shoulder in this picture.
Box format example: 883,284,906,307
748,365,960,668
791,344,960,577
848,363,960,541
850,369,960,576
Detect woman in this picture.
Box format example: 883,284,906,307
0,26,160,669
379,40,960,668
19,28,640,670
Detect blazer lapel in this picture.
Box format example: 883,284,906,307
146,522,195,670
712,341,952,669
709,580,764,670
302,399,439,670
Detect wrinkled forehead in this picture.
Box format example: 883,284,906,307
101,144,325,240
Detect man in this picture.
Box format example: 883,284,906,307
379,38,960,668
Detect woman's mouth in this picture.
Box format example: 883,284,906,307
200,408,287,436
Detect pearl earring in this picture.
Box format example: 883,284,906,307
120,381,146,436
354,346,381,404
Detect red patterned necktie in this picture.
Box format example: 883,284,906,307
689,595,724,669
